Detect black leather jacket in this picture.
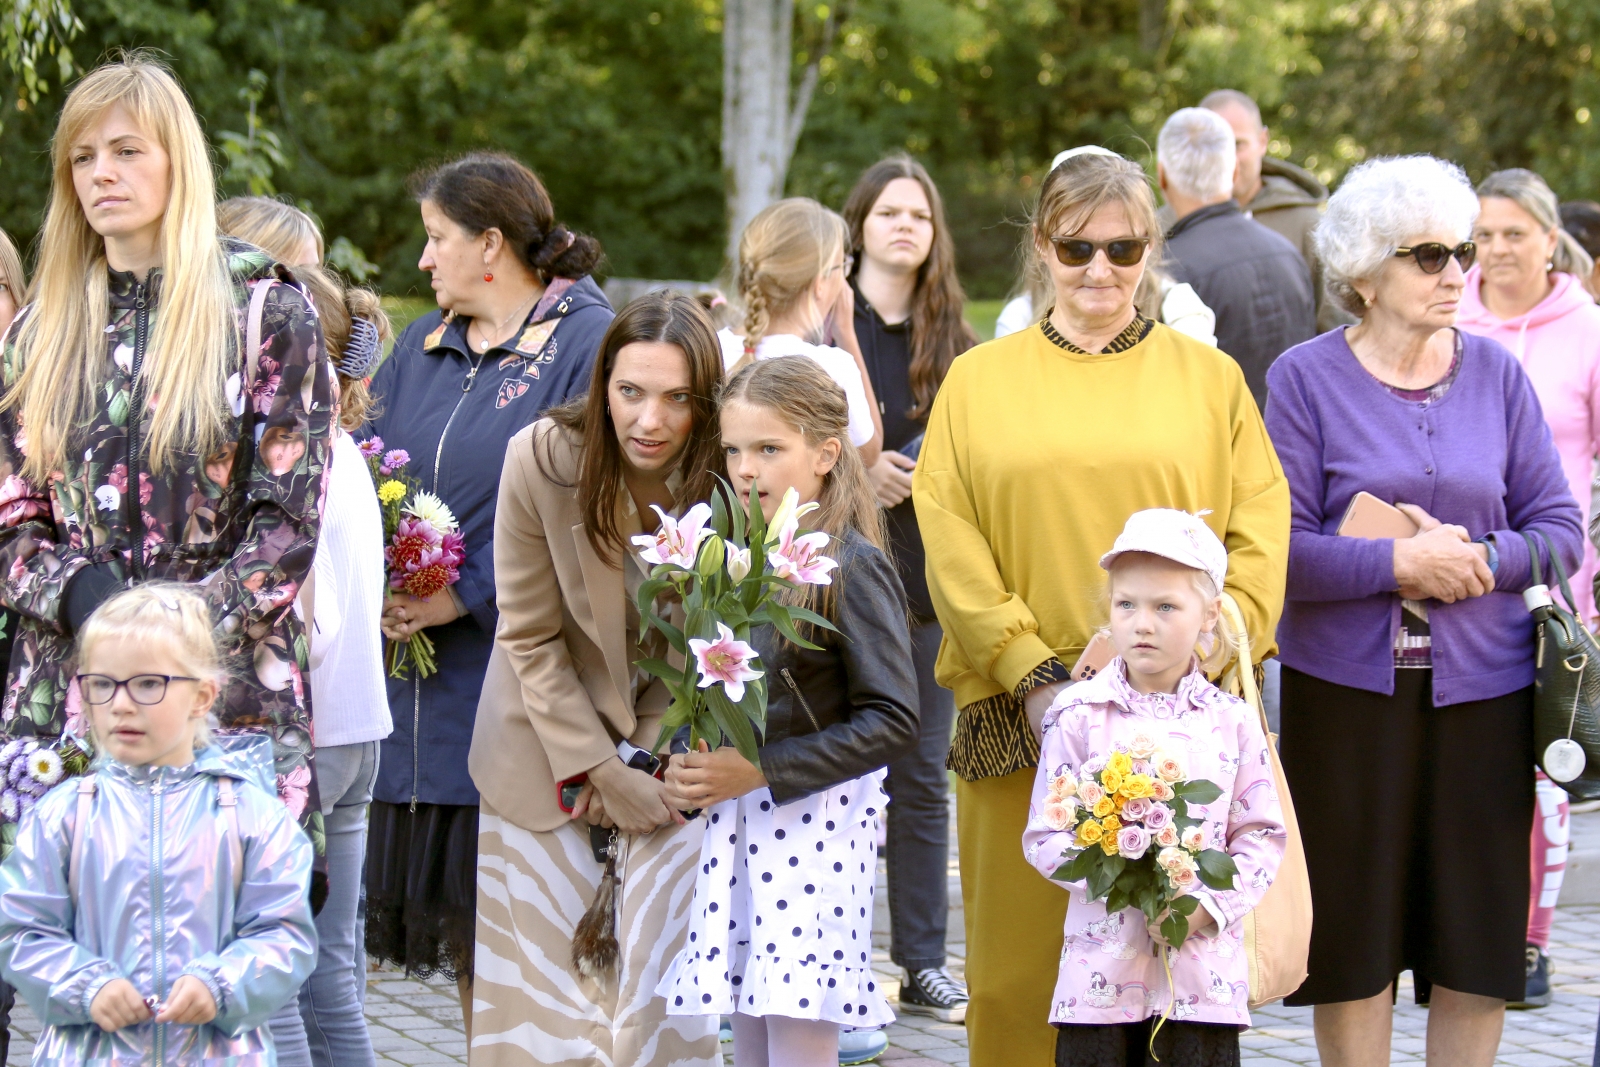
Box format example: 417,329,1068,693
754,528,920,804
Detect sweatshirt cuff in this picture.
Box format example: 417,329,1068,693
993,633,1061,696
1013,658,1071,700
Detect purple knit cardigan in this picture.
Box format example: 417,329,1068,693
1264,327,1583,705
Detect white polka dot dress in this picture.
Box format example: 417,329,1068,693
656,770,893,1026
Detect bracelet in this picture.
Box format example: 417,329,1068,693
1475,535,1500,576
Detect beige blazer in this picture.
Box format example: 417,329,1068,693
468,418,670,833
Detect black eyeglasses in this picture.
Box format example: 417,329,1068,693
1049,236,1151,268
1394,241,1477,274
74,673,200,706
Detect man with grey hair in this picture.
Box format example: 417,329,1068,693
1158,107,1315,407
1201,88,1350,331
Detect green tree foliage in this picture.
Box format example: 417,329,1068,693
0,0,1594,299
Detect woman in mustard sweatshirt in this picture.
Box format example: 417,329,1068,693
912,146,1290,1066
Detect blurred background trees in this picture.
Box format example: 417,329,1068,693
0,0,1594,302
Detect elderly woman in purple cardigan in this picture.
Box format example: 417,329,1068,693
1264,154,1583,1067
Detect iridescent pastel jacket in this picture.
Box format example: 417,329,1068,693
0,735,316,1065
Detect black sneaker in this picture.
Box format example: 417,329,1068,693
900,967,969,1024
1509,944,1552,1009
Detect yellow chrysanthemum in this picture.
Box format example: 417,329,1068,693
377,480,407,505
1077,820,1104,846
1107,752,1133,776
1101,768,1123,794
1120,774,1154,799
1093,797,1115,819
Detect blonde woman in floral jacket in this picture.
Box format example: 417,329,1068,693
0,57,332,865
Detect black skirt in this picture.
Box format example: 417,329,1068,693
1279,666,1533,1005
365,800,479,981
1055,1019,1241,1067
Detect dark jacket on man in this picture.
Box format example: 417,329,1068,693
1244,157,1350,332
1164,200,1316,408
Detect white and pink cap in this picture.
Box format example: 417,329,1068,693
1098,508,1228,593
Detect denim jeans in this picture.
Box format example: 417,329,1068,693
271,741,381,1067
884,619,957,970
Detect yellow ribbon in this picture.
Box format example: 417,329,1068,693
1148,941,1176,1061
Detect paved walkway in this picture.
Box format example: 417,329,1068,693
7,810,1600,1065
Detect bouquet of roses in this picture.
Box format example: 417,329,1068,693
1045,739,1238,948
0,735,91,840
630,482,838,768
360,438,466,679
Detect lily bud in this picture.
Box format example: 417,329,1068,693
764,487,800,545
727,545,752,582
697,534,727,578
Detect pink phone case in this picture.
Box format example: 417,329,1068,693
1071,632,1115,681
1337,491,1420,539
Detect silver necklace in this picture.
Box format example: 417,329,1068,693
473,291,538,352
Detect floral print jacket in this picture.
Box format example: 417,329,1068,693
0,239,333,853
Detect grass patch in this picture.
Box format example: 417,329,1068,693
966,299,1004,342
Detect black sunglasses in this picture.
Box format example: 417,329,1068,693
1049,236,1151,268
1393,241,1477,274
74,673,200,706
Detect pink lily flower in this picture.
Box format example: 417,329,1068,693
767,523,838,586
632,502,714,568
689,622,763,703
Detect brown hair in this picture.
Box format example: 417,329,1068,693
294,265,389,431
216,196,324,265
842,156,977,422
735,198,848,364
541,290,725,560
412,152,602,281
718,356,885,623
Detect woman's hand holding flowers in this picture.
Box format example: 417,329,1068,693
381,591,462,641
664,739,768,809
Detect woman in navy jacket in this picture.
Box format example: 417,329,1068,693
362,152,613,1029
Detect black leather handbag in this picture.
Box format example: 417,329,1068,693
1522,530,1600,799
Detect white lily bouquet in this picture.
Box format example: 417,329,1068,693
630,483,839,768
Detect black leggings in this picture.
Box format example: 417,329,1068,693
1054,1019,1241,1067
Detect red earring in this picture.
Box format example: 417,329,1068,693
484,272,494,283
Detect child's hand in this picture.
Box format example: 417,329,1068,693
156,975,217,1026
1146,908,1220,944
90,978,151,1032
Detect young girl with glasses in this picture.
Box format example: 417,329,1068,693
0,583,316,1064
656,356,918,1067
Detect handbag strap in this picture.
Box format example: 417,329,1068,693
1219,593,1271,741
1522,529,1578,614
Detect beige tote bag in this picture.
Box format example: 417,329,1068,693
1218,593,1313,1008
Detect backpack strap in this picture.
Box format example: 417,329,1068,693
216,776,244,896
67,775,96,905
245,276,275,395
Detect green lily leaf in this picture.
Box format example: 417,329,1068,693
707,684,762,769
633,657,684,686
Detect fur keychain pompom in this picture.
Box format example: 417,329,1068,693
572,839,621,979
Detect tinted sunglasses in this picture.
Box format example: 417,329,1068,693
1393,241,1476,274
1049,236,1151,268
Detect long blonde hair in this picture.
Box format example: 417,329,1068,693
734,198,848,368
7,53,238,481
0,227,27,315
217,196,324,265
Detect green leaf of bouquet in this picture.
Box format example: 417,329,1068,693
1105,884,1129,914
711,485,730,540
747,478,767,547
632,657,684,686
1052,848,1098,883
708,686,762,769
1086,854,1125,900
1197,849,1239,891
1159,910,1190,950
1174,779,1224,805
1170,894,1200,916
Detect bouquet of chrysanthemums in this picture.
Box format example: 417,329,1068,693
630,483,838,768
359,438,466,679
0,736,91,837
1045,740,1238,947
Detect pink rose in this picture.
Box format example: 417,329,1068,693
1181,825,1206,852
1143,802,1173,830
1131,759,1151,777
1153,750,1185,782
1150,779,1175,802
1170,865,1199,892
1121,796,1152,822
1116,825,1152,860
1127,730,1158,759
1042,799,1077,832
1157,846,1189,874
1154,824,1180,848
1078,781,1105,806
1048,774,1078,800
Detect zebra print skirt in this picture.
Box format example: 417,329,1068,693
470,799,721,1066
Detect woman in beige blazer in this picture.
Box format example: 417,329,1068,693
468,291,726,1067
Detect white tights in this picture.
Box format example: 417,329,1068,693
730,1012,841,1067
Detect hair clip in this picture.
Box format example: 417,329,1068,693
154,592,180,612
337,318,382,380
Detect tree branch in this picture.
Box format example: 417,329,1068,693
783,0,849,175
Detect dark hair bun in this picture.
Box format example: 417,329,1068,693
531,224,603,279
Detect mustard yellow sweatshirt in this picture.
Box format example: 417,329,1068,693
913,318,1289,775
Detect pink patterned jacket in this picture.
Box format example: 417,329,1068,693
1022,659,1286,1027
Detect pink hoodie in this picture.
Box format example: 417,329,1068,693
1460,267,1600,622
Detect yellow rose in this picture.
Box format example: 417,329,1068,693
1120,774,1154,799
377,480,407,505
1100,814,1122,836
1101,769,1123,794
1108,752,1133,776
1112,792,1127,812
1100,833,1120,856
1093,797,1115,819
1077,820,1104,846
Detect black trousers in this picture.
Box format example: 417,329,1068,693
1055,1019,1241,1067
1280,667,1534,1005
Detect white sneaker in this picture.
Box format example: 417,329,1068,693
838,1027,888,1065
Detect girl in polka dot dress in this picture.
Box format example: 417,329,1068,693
657,356,919,1067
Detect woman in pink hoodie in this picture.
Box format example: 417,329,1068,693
1460,166,1600,1010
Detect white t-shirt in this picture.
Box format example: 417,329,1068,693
305,430,391,748
718,329,876,449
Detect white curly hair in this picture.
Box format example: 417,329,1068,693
1314,155,1480,317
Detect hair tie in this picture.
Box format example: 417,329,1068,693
337,318,382,380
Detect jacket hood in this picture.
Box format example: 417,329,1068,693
1247,158,1327,213
421,274,611,357
1459,266,1597,343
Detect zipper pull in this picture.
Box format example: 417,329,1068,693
133,281,147,312
462,360,482,393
